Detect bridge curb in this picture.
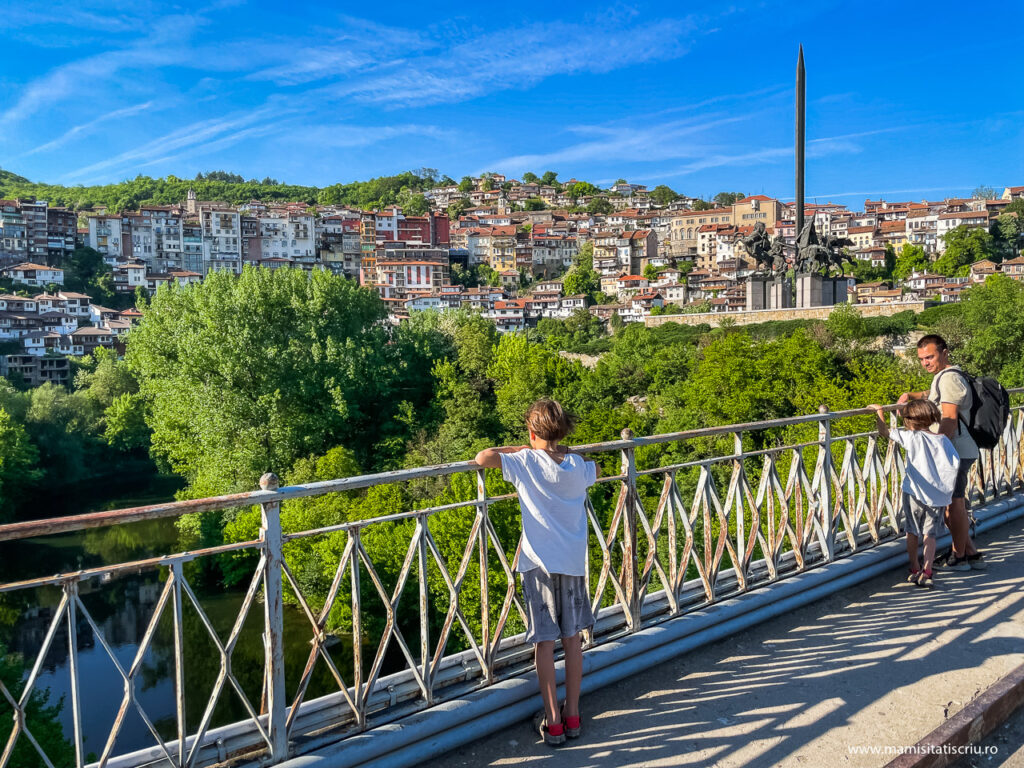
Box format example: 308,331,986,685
883,661,1024,768
262,493,1024,768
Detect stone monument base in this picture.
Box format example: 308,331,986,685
769,277,794,309
747,275,794,310
796,274,852,308
746,275,770,311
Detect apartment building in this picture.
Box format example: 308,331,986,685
88,216,125,263
200,207,242,272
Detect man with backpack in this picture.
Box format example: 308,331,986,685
898,334,989,571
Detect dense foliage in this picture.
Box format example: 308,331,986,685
0,167,441,214
126,266,441,497
0,348,151,519
4,265,1024,669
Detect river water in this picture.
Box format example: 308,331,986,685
0,475,359,759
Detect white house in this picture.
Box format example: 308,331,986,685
2,262,64,287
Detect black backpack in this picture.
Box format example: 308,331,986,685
936,368,1011,450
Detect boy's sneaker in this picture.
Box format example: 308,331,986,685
533,712,565,746
967,552,987,570
906,570,921,584
943,553,972,572
916,570,935,588
561,706,582,739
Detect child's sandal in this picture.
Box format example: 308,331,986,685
533,711,565,746
560,706,581,739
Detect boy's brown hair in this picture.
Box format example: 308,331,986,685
903,399,941,430
525,399,574,441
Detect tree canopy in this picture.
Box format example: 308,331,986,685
126,267,439,496
713,192,744,207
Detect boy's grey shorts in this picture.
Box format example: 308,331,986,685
902,493,946,538
520,569,595,643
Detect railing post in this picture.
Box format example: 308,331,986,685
170,562,186,768
65,580,84,768
733,431,745,578
620,428,640,631
818,406,835,561
476,468,492,681
417,513,432,703
259,472,288,762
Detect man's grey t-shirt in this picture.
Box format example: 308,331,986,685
928,365,979,460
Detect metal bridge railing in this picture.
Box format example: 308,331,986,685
1,392,1022,768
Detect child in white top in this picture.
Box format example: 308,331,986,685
475,399,598,745
870,399,959,588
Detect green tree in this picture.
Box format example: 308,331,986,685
643,263,661,281
126,267,434,497
458,176,474,193
540,171,559,186
448,198,471,220
480,177,495,192
523,197,546,211
0,407,40,518
586,198,613,215
63,246,117,306
934,226,996,274
562,242,601,302
691,199,713,211
522,172,539,184
569,182,600,199
956,274,1024,386
104,393,150,451
992,213,1023,260
713,192,744,207
537,309,604,352
650,185,679,206
892,243,930,281
487,333,586,439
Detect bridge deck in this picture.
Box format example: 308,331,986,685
417,519,1024,768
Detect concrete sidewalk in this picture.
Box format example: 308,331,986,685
416,520,1024,768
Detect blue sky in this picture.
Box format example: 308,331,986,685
2,1,1022,208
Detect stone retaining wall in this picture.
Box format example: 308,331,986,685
644,301,931,328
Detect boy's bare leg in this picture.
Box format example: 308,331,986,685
922,535,937,572
534,641,560,724
561,634,582,718
945,498,977,557
906,533,920,572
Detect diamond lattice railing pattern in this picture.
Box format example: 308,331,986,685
0,396,1022,768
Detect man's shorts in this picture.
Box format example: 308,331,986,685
520,569,595,643
953,458,976,500
903,493,946,538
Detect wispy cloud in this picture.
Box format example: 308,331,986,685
18,101,155,158
0,14,203,131
61,106,284,181
807,186,975,200
488,114,754,175
638,126,918,182
317,17,703,108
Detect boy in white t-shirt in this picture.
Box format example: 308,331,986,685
474,399,598,746
870,399,959,588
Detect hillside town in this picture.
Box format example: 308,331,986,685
2,177,1023,386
